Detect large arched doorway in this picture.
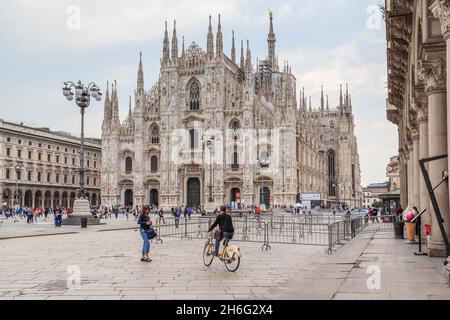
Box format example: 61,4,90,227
230,188,241,210
24,190,33,207
187,178,201,208
150,189,159,207
124,189,133,207
3,189,11,207
260,187,270,208
13,190,23,207
62,192,68,208
92,193,97,206
69,192,76,209
35,190,42,208
44,191,52,208
53,191,60,207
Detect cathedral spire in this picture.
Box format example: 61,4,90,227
245,39,252,73
163,21,170,65
240,40,245,69
104,80,111,119
302,87,306,111
309,96,312,113
207,15,214,59
231,30,236,64
326,95,330,111
112,80,119,119
171,20,178,63
339,84,343,108
320,85,324,111
128,96,132,119
216,14,223,58
137,52,144,94
267,10,276,71
345,83,349,107
182,36,185,57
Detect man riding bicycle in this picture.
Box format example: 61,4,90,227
208,206,234,257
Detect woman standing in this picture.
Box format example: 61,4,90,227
137,205,153,262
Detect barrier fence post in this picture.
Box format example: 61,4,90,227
262,222,271,251
156,218,163,244
243,215,249,240
292,222,296,243
327,224,333,254
181,218,191,240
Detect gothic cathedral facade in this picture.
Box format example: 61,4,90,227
101,14,363,210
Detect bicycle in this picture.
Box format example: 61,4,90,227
203,232,241,272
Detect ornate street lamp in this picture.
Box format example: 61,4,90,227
202,135,216,204
14,164,23,207
62,80,102,225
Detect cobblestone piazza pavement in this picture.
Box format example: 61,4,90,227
1,225,450,300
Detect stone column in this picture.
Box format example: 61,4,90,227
417,101,431,228
412,129,420,207
406,150,412,206
418,58,448,257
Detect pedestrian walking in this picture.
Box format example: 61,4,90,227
137,204,153,262
158,208,166,224
33,208,39,223
114,206,119,220
174,207,181,228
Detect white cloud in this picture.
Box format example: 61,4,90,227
0,0,395,187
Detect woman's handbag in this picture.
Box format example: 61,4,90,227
214,230,224,241
145,227,157,240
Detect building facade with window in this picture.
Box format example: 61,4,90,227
0,120,102,209
101,14,362,209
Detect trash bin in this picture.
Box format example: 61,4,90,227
394,221,404,239
80,217,88,228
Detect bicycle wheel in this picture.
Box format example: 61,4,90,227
203,243,214,267
224,251,240,272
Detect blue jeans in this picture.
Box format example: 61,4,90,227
140,229,150,255
215,232,234,256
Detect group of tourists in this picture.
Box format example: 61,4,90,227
0,206,69,227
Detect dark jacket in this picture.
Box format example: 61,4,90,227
208,213,234,233
137,214,151,230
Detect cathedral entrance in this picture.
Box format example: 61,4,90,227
230,188,241,210
260,187,270,208
150,189,159,207
230,188,241,203
124,189,133,207
187,178,201,208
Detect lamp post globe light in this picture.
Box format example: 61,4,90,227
62,80,102,226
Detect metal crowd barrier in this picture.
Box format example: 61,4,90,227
151,214,382,255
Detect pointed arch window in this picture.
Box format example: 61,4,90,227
151,156,158,173
189,129,199,149
150,125,160,144
125,157,133,173
328,150,336,197
230,120,240,141
189,80,200,110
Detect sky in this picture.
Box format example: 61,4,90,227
0,0,398,187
